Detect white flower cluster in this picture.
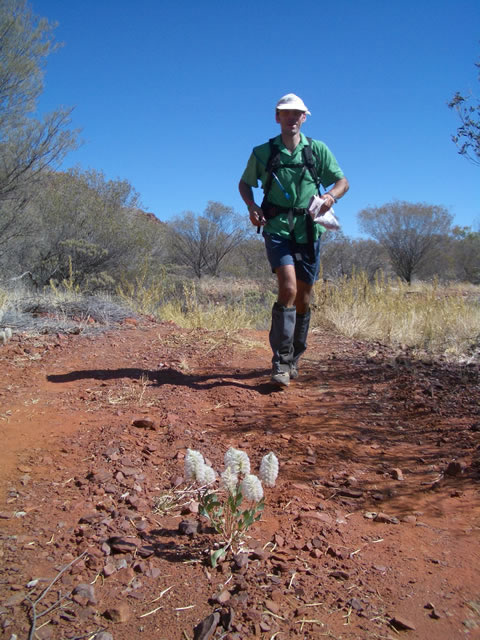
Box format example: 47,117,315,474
224,447,250,475
0,328,12,345
240,474,264,502
184,449,215,486
220,466,238,494
185,447,279,502
259,451,279,488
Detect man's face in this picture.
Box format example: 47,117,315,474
276,109,306,134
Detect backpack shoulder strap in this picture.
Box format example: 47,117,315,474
302,137,321,190
263,138,282,201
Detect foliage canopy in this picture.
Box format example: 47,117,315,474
358,201,452,283
0,0,78,207
448,55,480,165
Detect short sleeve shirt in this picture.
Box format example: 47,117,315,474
241,133,345,243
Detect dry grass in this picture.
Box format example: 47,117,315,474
313,272,480,360
153,281,273,332
2,272,478,363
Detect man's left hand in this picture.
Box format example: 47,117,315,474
320,193,335,213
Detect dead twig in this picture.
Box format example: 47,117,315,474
27,550,87,640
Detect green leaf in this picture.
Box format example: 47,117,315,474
211,546,227,568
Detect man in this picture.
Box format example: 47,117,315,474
239,93,349,387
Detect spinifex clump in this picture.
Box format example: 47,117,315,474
184,447,279,566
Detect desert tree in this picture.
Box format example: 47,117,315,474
167,202,246,278
223,230,272,280
10,169,165,290
0,0,78,251
357,201,453,284
320,232,388,281
448,54,480,165
451,225,480,284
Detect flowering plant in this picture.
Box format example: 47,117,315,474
184,447,279,567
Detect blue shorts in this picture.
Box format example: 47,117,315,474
263,232,321,285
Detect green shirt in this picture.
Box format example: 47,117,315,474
241,133,345,243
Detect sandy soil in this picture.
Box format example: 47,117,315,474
0,315,479,640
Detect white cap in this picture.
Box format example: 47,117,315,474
276,93,311,115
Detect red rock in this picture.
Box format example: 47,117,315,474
374,512,400,524
132,418,156,429
264,599,280,614
215,589,231,604
72,583,96,605
104,603,131,622
391,468,404,480
299,511,333,525
390,615,416,631
445,460,466,476
108,536,139,553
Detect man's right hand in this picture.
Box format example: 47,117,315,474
248,204,266,227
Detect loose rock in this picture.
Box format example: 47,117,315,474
104,603,131,623
193,611,220,640
374,512,400,524
178,519,198,536
72,583,96,605
390,614,416,631
132,418,156,430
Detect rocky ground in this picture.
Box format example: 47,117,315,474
0,315,479,640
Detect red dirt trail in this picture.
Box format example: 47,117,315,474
0,317,479,640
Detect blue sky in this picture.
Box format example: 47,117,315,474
36,0,480,238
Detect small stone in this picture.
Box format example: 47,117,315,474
101,542,111,555
374,512,399,524
249,548,268,561
347,597,364,611
79,512,101,525
108,537,139,553
178,519,198,536
193,611,220,640
274,533,284,547
329,570,349,580
233,553,249,569
338,488,363,498
135,520,148,532
103,562,116,577
132,418,156,430
299,511,333,525
214,589,231,604
373,564,387,572
391,468,404,481
264,599,279,614
186,500,199,514
88,469,112,483
402,515,417,524
72,583,96,605
104,603,131,623
445,460,466,477
390,615,416,631
149,567,161,579
95,633,114,640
